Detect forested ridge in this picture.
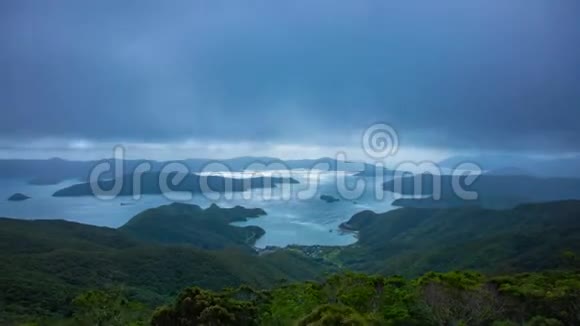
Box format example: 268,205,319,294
18,269,580,325
1,201,579,325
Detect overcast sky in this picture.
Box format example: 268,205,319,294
1,1,579,161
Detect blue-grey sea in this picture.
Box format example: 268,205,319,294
0,171,398,248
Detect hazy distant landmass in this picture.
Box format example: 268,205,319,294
383,173,580,208
438,154,580,178
352,166,394,177
0,157,384,185
484,166,532,176
52,172,299,197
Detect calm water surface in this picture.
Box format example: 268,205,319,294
0,171,398,248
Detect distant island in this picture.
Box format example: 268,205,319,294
391,195,524,210
52,172,299,197
7,193,30,201
320,194,340,203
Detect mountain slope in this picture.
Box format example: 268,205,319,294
0,206,329,323
337,200,580,275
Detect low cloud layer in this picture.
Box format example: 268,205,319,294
1,0,579,158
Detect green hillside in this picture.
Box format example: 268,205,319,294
0,205,329,324
335,200,580,275
120,203,267,250
2,200,580,324
28,270,580,325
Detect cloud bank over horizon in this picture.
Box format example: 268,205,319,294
1,0,579,160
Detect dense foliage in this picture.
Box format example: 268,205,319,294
25,270,580,325
152,270,580,325
2,200,579,324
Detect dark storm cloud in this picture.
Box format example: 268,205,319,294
1,0,579,152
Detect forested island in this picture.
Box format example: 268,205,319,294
52,172,299,197
7,193,30,201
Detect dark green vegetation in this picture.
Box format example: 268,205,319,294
52,172,298,197
7,193,30,201
2,200,580,324
320,194,340,203
384,174,580,209
0,204,328,324
151,270,580,325
26,270,580,325
336,200,580,276
120,203,267,250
